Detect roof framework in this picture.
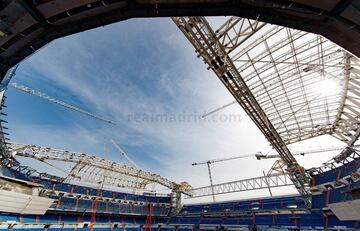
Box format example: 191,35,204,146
212,17,360,146
9,143,179,192
233,26,359,146
173,16,360,206
1,0,360,80
175,16,360,147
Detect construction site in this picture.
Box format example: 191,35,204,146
0,1,360,230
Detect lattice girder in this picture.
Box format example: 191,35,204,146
203,18,360,146
173,16,360,206
9,143,179,191
234,30,347,144
187,173,292,199
172,16,311,206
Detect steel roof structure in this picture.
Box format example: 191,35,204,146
210,18,360,146
9,142,180,191
0,1,360,80
0,0,360,208
179,17,360,146
173,16,360,206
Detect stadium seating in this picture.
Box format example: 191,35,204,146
311,158,359,186
1,157,360,230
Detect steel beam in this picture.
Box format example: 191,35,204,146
186,173,292,198
1,0,360,82
0,66,18,165
172,16,311,206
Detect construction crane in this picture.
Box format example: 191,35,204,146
202,100,237,118
256,145,360,160
0,64,115,125
193,152,262,202
192,145,360,201
110,139,138,169
193,145,360,165
0,64,116,167
9,82,115,125
192,152,262,166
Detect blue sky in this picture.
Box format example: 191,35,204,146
4,18,345,202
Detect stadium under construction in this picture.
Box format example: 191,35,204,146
0,1,360,230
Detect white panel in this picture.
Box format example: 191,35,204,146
329,199,360,220
0,175,42,187
21,196,54,215
0,190,31,213
0,189,53,215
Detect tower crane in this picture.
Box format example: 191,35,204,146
0,64,115,125
192,152,262,202
110,139,138,169
255,145,360,160
0,64,116,168
193,145,360,201
9,82,115,125
202,100,237,118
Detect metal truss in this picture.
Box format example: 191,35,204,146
214,16,266,55
334,56,360,145
9,143,183,193
0,66,18,166
307,147,360,176
176,17,360,146
67,162,147,189
0,93,10,165
173,17,311,206
186,173,292,199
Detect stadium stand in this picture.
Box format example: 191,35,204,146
1,155,360,230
